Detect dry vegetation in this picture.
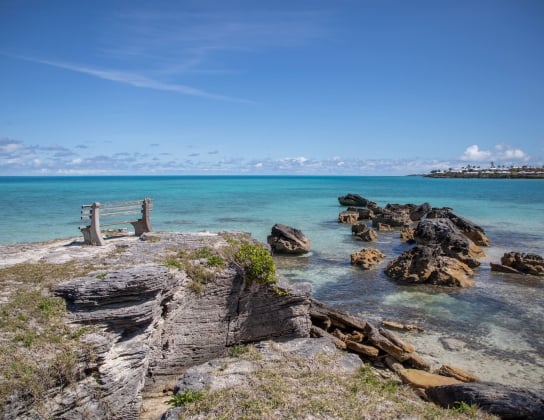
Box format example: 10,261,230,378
175,344,496,420
0,259,99,415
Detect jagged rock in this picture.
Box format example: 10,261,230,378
385,203,431,222
385,245,475,288
372,210,412,229
20,232,314,420
426,382,544,419
267,224,310,255
338,193,373,207
338,211,359,224
400,227,416,243
427,208,490,246
415,218,484,268
437,364,480,383
491,252,544,276
490,263,521,274
376,223,393,232
351,248,385,270
398,369,463,389
347,207,375,220
352,223,378,242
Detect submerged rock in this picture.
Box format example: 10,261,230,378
491,252,544,276
267,224,311,255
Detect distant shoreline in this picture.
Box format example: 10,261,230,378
423,166,544,179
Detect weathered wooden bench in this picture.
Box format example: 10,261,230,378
80,198,153,246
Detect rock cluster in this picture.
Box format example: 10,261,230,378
491,252,544,276
309,300,478,389
338,193,489,287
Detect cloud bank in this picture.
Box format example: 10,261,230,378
461,144,530,162
1,138,539,176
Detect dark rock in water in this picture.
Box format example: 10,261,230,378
426,382,544,419
415,218,484,268
338,210,359,224
372,208,412,229
427,207,490,246
267,224,310,254
352,223,378,242
338,193,373,207
385,203,431,222
491,252,544,276
384,245,475,288
347,206,375,220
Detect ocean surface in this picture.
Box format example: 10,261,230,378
1,175,543,387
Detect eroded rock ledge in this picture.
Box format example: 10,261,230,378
4,232,312,419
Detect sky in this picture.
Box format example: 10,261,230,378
1,0,543,175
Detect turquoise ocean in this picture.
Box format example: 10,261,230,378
1,176,543,386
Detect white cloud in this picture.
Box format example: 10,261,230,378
460,144,530,162
460,145,491,161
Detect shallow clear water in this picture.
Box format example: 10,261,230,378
1,175,543,387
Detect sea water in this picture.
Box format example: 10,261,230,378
1,175,543,387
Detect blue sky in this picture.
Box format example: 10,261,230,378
1,0,543,175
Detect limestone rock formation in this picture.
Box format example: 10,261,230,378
426,208,490,246
400,227,416,243
267,224,311,255
384,202,431,222
415,218,484,268
2,232,313,420
350,248,385,269
338,210,359,224
372,210,412,229
491,252,544,276
426,382,544,419
352,223,378,241
384,245,475,288
347,206,375,220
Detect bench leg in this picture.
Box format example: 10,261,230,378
80,226,92,245
131,219,152,236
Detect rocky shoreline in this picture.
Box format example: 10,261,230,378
0,231,543,419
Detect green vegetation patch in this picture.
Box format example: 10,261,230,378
162,236,277,292
234,242,277,285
